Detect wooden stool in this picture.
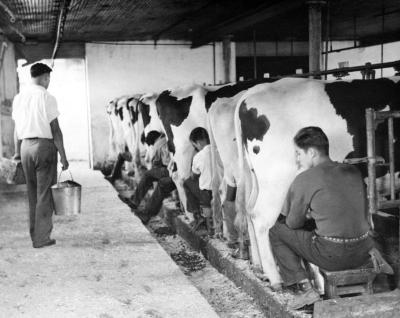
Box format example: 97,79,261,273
320,268,376,299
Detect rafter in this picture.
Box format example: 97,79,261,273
191,0,304,48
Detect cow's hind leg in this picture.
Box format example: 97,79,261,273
253,220,282,286
247,216,262,269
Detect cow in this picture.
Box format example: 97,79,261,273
206,80,277,242
155,84,210,221
234,76,400,286
155,80,274,236
105,93,160,182
106,97,126,161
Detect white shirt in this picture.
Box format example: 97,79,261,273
192,144,212,190
12,84,59,139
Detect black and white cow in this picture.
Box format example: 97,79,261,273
155,80,274,235
234,77,400,286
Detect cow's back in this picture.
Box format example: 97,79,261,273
237,77,354,222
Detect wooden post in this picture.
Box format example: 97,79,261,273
388,117,395,200
222,35,232,84
307,0,326,77
366,109,377,220
253,30,257,79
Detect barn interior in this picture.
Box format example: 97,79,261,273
1,0,400,317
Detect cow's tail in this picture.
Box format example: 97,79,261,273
207,113,224,237
234,96,259,219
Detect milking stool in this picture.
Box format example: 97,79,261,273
319,267,376,299
319,247,393,299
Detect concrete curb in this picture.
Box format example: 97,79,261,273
161,203,310,318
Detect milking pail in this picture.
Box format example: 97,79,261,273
51,171,81,215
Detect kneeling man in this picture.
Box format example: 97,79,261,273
269,126,373,309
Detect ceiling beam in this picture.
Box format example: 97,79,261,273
191,0,304,48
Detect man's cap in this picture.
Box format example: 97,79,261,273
30,63,52,78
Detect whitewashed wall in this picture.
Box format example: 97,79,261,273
326,41,400,79
85,41,236,168
0,40,18,158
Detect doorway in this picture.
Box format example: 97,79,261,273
17,58,90,163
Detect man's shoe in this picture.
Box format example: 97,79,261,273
287,288,320,310
135,210,151,225
33,239,56,248
105,175,115,183
118,194,138,210
227,241,239,249
369,247,394,275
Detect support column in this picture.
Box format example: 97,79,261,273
307,0,326,77
222,35,233,84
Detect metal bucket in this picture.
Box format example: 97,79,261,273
51,171,81,216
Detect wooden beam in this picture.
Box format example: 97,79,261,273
307,0,326,76
222,35,232,83
191,0,304,48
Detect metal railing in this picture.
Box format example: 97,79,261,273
366,109,400,213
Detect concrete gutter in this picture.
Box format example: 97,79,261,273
161,200,310,318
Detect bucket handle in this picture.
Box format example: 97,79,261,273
57,170,74,186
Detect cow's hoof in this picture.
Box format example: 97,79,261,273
213,232,224,240
270,283,283,292
231,248,250,260
254,270,269,282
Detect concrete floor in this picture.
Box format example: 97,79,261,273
0,162,218,318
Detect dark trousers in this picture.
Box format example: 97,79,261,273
21,138,57,246
132,166,176,216
183,176,212,214
110,151,132,180
144,176,176,217
269,222,374,286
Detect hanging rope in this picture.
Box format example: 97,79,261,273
0,0,16,23
51,0,72,66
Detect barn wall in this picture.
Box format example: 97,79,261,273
0,39,18,158
326,41,400,79
85,41,236,168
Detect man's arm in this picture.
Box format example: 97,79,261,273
283,178,310,229
50,118,69,170
12,129,21,160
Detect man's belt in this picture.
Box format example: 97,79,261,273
319,232,369,243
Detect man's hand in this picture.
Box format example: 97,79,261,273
61,157,69,170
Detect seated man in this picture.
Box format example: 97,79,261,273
183,127,213,234
269,126,374,310
125,131,176,224
105,146,132,183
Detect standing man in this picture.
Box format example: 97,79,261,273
12,62,68,248
269,126,374,309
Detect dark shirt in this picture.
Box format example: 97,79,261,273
281,161,370,238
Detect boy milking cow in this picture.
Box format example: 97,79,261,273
269,126,392,310
183,127,213,235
